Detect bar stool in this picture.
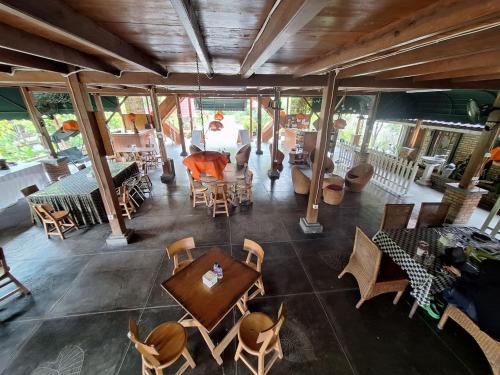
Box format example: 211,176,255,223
211,183,229,217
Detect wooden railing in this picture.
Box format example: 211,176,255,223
481,196,500,238
335,142,357,175
368,149,419,196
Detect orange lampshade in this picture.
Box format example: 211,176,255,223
214,111,224,121
127,113,137,121
490,147,500,161
62,119,79,132
333,118,347,129
209,120,223,131
296,113,306,120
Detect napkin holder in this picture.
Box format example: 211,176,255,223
202,270,218,288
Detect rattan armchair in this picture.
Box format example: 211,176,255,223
42,160,71,182
416,202,450,228
345,163,374,192
235,144,251,167
438,304,499,375
339,227,409,309
291,166,310,194
309,148,334,173
380,204,415,230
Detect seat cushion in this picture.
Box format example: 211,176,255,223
145,322,186,364
239,312,277,353
377,253,408,282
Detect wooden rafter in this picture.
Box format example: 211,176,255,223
0,23,118,74
295,0,500,76
0,64,12,74
340,27,500,78
414,66,500,81
376,50,500,79
0,47,69,74
169,0,212,76
0,0,168,76
454,74,500,82
240,0,327,78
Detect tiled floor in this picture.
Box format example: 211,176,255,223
0,142,492,375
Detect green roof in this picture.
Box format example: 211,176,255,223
0,88,119,121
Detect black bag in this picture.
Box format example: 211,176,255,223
442,247,467,266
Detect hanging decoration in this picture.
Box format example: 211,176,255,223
62,119,79,132
127,112,139,134
333,118,347,129
214,111,224,121
296,113,306,121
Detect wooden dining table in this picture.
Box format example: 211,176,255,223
161,248,260,365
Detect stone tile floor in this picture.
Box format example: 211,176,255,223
0,142,492,374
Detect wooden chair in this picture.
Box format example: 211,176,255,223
166,237,195,275
42,160,71,183
438,304,499,375
186,170,208,207
338,227,409,309
291,166,310,194
210,183,229,217
345,163,374,192
243,239,265,302
416,202,450,228
189,143,203,154
128,320,196,375
0,247,30,303
20,184,39,224
236,169,253,204
234,303,285,375
116,185,135,219
380,203,415,230
138,163,153,197
32,203,78,240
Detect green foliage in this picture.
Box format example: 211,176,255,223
0,119,49,161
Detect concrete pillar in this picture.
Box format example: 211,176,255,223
268,87,281,179
66,73,133,246
300,71,339,233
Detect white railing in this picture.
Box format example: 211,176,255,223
368,149,419,196
481,196,500,238
335,142,357,175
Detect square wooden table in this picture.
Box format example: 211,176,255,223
162,247,260,364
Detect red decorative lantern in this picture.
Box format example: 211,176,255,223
209,120,224,131
296,113,306,120
62,119,79,132
333,118,347,129
214,111,224,121
127,113,137,121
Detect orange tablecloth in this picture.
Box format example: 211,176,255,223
183,151,228,180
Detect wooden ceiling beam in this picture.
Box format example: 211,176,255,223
0,47,69,74
240,0,327,78
414,66,500,81
295,0,500,76
0,71,64,84
453,74,500,82
338,77,500,90
169,0,212,76
0,23,118,74
0,64,12,74
340,27,500,78
0,0,168,76
376,50,500,79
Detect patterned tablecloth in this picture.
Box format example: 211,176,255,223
28,162,138,226
373,226,480,307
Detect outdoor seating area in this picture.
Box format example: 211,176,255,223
1,1,500,374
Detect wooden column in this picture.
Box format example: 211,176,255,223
249,97,253,140
352,116,364,146
409,119,422,148
149,86,175,182
93,94,114,156
19,87,57,158
188,97,194,133
175,94,188,156
300,71,339,233
360,92,381,154
459,93,500,189
268,87,281,179
256,95,263,155
65,73,132,245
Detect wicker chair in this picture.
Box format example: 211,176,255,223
338,227,409,309
323,184,344,205
309,148,334,173
345,163,374,192
235,144,251,167
380,204,415,230
1,247,30,303
416,202,450,228
291,166,310,194
42,160,71,183
438,304,499,375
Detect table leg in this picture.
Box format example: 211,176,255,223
409,300,419,318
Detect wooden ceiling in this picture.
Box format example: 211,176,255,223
0,0,498,91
